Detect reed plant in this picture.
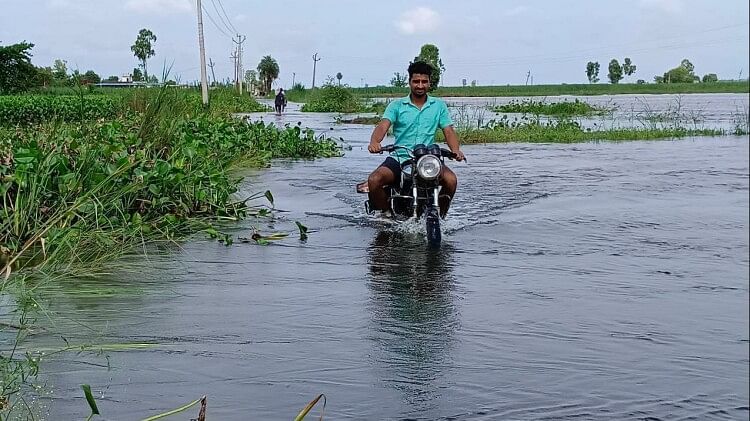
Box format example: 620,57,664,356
492,98,609,116
452,115,726,144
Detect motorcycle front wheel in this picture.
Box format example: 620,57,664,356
425,204,441,248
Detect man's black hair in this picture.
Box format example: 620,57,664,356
408,61,434,80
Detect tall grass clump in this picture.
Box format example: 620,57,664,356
300,84,363,113
452,114,726,144
492,98,608,116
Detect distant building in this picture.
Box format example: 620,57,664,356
118,74,133,83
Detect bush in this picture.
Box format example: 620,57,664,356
301,84,362,113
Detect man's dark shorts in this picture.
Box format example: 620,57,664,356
379,156,402,181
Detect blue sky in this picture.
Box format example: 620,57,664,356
1,0,748,87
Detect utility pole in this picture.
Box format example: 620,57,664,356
311,53,321,89
196,0,209,105
207,57,216,86
233,34,246,94
232,34,246,94
292,72,296,87
230,51,238,91
525,70,531,86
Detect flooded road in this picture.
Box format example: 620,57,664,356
38,95,748,420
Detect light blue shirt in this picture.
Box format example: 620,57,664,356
382,95,453,163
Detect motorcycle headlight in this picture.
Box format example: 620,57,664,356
416,155,442,180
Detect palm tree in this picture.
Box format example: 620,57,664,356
257,55,279,94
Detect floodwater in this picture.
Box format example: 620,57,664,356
31,94,749,420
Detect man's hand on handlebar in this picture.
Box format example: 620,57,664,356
368,141,382,154
452,149,466,162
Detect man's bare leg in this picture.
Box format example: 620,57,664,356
439,166,457,217
367,166,396,212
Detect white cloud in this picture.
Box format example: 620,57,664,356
638,0,684,14
124,0,192,14
395,7,441,35
504,6,528,17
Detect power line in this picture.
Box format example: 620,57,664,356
215,0,239,33
209,0,235,35
201,4,232,39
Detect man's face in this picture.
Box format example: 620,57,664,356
409,73,430,97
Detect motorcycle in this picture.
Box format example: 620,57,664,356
358,143,458,248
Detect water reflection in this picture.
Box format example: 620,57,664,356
366,230,460,413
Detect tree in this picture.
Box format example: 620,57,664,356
245,69,258,92
36,66,54,87
0,41,38,93
83,70,101,84
622,57,636,77
130,28,157,81
607,59,623,84
413,43,445,91
104,75,119,82
336,72,343,86
585,61,600,83
658,59,697,83
680,59,694,74
132,67,143,81
390,72,407,87
257,55,279,94
702,73,718,83
147,74,158,84
52,58,68,84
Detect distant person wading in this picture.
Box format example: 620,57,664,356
274,88,287,114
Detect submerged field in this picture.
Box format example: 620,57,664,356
33,94,750,420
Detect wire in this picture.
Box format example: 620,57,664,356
215,0,239,34
209,0,236,36
201,4,233,40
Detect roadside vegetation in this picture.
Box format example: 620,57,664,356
0,87,340,419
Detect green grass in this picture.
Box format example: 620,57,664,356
350,81,749,97
492,98,608,116
450,117,734,144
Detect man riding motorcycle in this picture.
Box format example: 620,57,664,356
362,61,465,217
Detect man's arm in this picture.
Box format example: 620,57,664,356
443,126,465,161
368,119,391,153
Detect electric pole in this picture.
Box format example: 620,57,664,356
207,57,216,86
311,53,321,89
233,34,246,94
230,51,238,91
196,0,209,105
232,34,246,94
292,72,296,87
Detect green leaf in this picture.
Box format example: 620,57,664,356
264,190,274,206
295,221,309,241
294,394,326,421
81,384,100,416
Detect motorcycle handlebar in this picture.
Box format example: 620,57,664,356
375,144,464,162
